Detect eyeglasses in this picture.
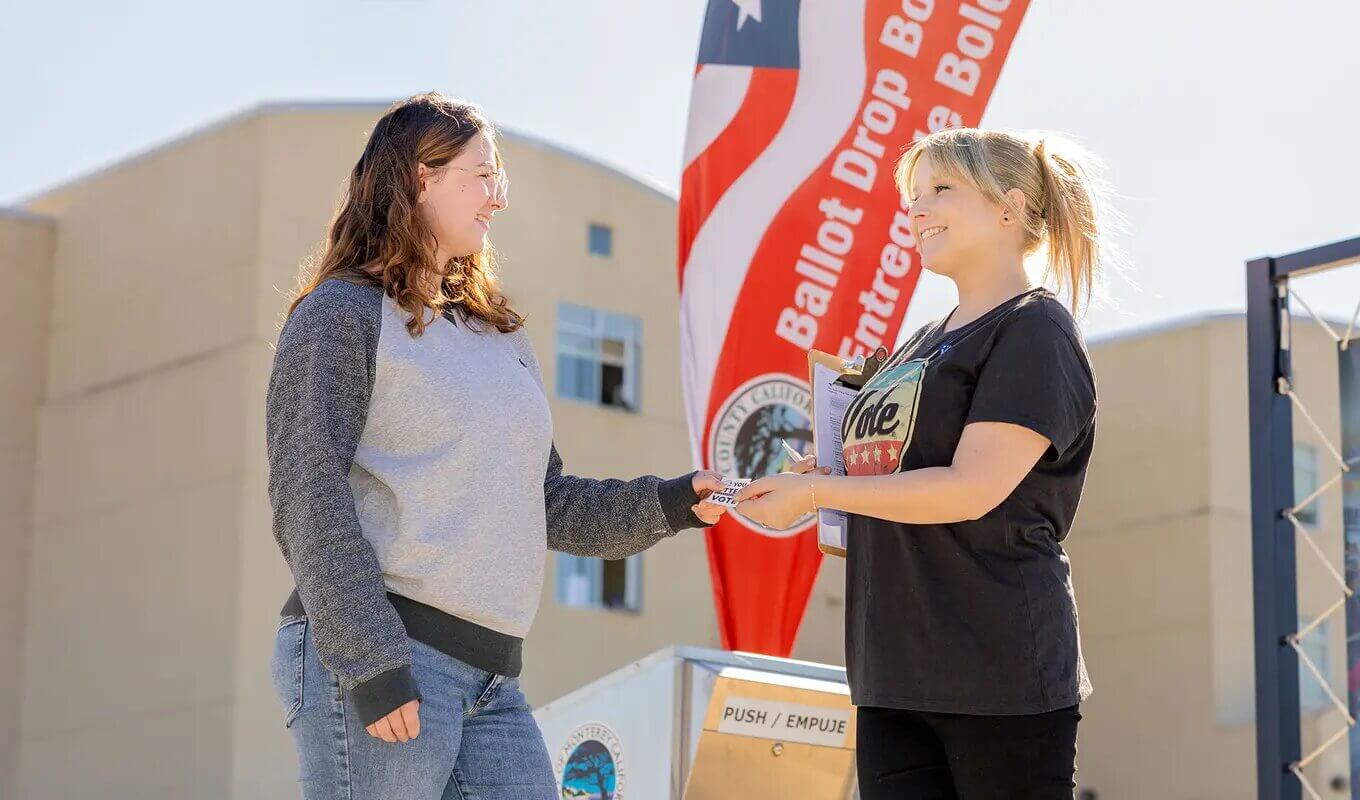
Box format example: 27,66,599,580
448,165,509,201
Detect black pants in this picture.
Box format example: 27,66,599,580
855,704,1081,799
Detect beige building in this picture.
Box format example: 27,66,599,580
1070,315,1351,799
1,100,1351,798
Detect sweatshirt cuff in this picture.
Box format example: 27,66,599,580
658,472,705,532
351,664,422,727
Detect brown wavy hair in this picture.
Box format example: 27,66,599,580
287,92,524,336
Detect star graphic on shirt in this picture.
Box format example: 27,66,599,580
731,0,762,30
874,446,883,463
887,445,899,462
847,450,859,466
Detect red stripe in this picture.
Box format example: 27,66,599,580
678,68,799,285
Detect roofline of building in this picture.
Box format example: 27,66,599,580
1087,310,1244,348
1087,307,1353,348
493,121,677,203
15,98,678,208
0,206,55,224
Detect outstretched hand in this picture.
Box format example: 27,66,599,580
732,455,831,530
691,470,729,526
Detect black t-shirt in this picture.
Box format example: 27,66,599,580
841,288,1096,715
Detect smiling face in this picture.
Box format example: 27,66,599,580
417,130,508,264
907,153,1020,279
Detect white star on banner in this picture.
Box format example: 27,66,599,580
731,0,762,30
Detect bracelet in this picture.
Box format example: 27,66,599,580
810,479,819,512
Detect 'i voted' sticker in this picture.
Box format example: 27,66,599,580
705,478,751,508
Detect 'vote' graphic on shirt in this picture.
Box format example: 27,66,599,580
841,358,927,475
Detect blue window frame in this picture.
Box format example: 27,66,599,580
555,553,643,612
588,223,613,257
555,303,641,412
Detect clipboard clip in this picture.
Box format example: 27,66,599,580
831,345,891,390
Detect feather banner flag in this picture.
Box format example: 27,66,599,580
678,0,1031,654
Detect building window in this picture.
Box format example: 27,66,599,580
588,223,613,256
1297,615,1333,714
555,303,641,411
1295,443,1320,526
556,554,643,612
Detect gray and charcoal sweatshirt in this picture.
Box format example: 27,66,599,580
265,278,703,726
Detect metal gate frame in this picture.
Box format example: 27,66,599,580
1247,236,1360,799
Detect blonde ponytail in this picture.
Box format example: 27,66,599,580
1032,138,1102,314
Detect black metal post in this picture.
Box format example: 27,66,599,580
1247,255,1301,800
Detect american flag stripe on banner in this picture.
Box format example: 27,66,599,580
679,0,1031,655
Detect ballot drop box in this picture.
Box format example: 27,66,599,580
533,645,857,799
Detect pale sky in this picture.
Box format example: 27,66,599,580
3,0,1358,340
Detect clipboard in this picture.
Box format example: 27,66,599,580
807,346,890,557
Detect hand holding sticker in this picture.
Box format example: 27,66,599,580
704,477,753,509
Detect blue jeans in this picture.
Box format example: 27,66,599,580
271,615,557,799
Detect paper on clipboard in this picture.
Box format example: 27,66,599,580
808,351,860,557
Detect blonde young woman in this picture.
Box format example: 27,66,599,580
265,92,728,799
737,129,1112,798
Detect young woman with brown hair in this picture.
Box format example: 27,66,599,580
265,92,728,799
